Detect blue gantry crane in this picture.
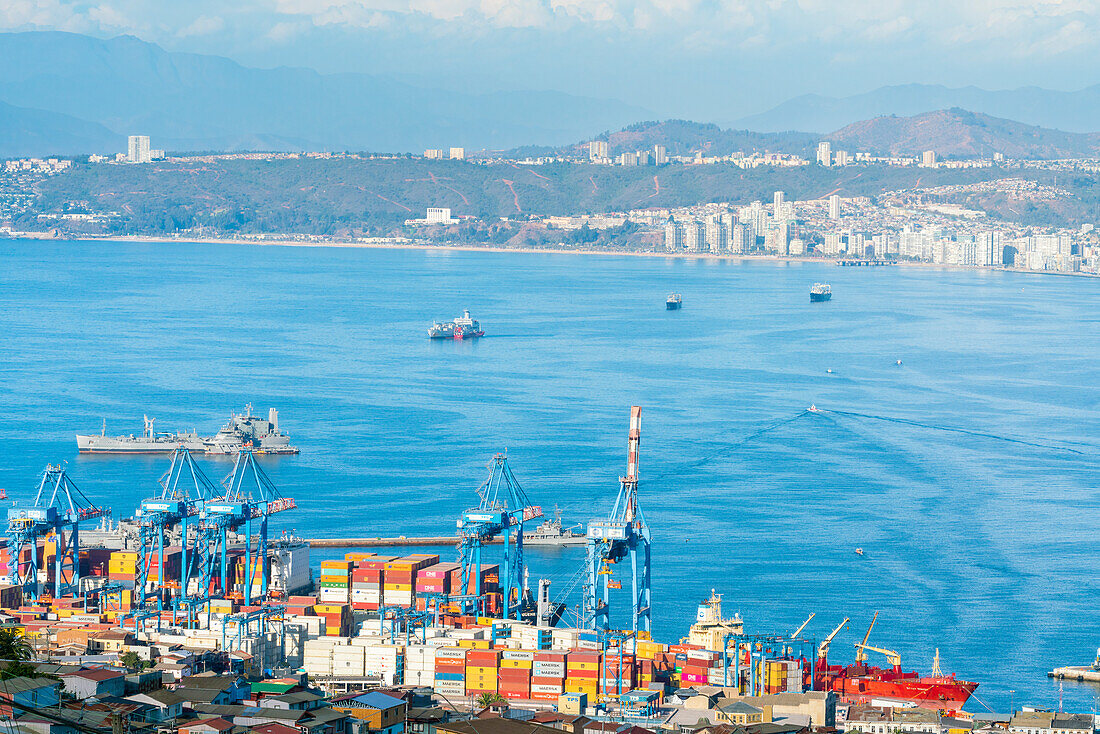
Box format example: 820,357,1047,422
456,454,543,619
133,448,218,614
6,464,108,601
197,450,295,603
582,406,652,635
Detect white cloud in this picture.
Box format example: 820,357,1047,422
178,14,225,36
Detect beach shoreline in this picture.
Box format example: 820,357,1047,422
5,232,1096,277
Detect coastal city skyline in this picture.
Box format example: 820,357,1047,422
1,2,1099,733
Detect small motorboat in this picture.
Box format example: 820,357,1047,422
855,548,865,556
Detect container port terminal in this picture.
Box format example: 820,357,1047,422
0,405,1085,734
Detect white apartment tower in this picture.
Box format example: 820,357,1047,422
817,141,832,166
653,145,668,166
705,217,728,253
127,135,151,164
828,194,841,220
773,190,785,214
730,223,749,254
589,141,609,160
683,221,706,252
664,221,683,251
449,147,465,160
922,150,937,167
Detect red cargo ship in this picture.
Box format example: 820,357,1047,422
817,662,978,711
814,615,977,711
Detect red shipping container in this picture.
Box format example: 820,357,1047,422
533,652,567,663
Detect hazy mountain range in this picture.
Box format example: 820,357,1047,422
0,31,649,155
733,83,1100,134
4,31,1100,158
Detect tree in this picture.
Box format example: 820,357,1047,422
120,651,146,672
475,692,506,708
0,628,33,663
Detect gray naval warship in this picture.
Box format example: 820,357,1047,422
76,404,299,455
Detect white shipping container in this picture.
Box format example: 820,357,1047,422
533,662,565,676
436,648,467,660
531,684,563,694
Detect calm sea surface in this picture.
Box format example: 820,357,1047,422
1,239,1098,711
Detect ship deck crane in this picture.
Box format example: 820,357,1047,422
854,611,879,665
791,613,815,639
817,617,849,662
456,454,542,619
854,643,902,669
134,448,217,614
583,406,652,635
197,451,295,604
6,464,109,601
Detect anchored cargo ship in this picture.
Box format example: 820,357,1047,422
818,657,978,711
76,404,299,455
810,283,832,302
428,309,484,339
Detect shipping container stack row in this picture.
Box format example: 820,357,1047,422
318,553,502,613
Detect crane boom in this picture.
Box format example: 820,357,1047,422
817,617,849,659
855,643,901,667
854,611,878,665
791,612,815,639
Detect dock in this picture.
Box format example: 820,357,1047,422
1048,666,1100,682
307,536,463,548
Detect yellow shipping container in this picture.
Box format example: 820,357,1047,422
500,660,533,669
383,583,412,591
465,666,498,677
568,661,599,671
564,680,598,693
314,604,348,614
317,575,350,585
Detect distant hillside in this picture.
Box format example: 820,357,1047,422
523,120,816,158
28,157,1011,237
0,31,650,155
0,100,123,158
735,83,1100,134
826,109,1100,159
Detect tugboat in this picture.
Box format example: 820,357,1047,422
666,293,682,310
428,309,485,339
810,283,832,302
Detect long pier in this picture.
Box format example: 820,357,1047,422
306,536,543,548
307,536,463,548
305,536,585,548
1049,666,1100,682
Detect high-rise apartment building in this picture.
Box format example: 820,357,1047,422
683,221,706,252
729,223,749,254
449,147,465,160
705,217,728,253
127,135,151,164
773,190,785,214
922,150,937,167
653,145,667,166
664,220,683,251
589,141,609,160
828,194,841,220
817,141,832,166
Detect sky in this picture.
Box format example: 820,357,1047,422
1,0,1099,119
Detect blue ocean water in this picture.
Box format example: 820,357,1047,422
0,239,1098,712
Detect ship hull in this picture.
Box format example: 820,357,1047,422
810,292,832,302
666,302,681,310
819,667,977,710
